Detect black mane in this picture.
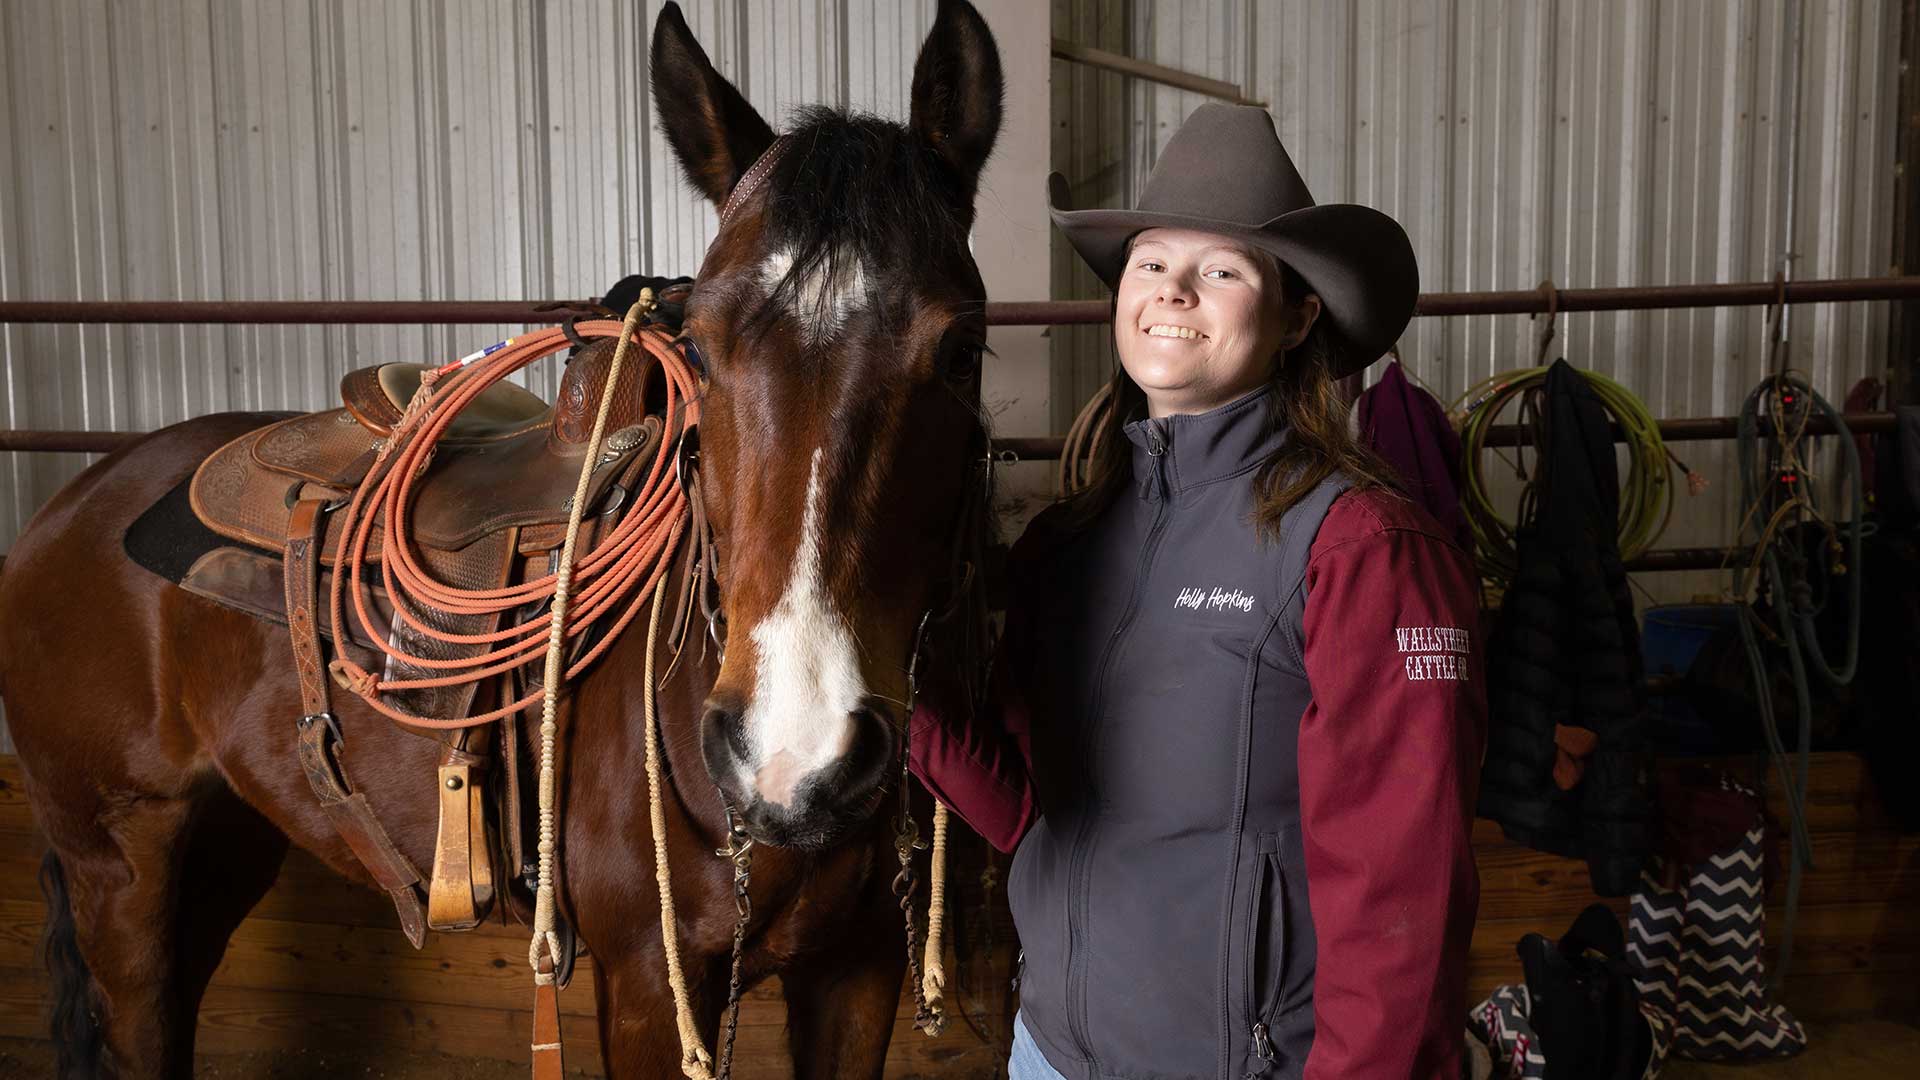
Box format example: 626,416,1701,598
751,107,976,333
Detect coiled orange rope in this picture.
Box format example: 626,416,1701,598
324,315,701,729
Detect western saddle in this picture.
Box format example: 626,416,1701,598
184,284,693,950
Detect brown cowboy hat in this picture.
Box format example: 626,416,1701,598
1049,103,1418,376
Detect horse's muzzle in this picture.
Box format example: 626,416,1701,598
699,696,901,850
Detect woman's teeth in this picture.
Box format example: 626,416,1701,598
1146,325,1204,339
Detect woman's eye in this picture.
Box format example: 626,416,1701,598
1136,260,1164,272
1206,268,1235,279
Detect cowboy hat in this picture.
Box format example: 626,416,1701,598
1049,103,1418,376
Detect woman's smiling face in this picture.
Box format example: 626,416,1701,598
1114,227,1320,418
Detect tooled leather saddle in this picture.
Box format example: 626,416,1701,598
180,277,693,949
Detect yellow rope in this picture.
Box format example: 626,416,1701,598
1057,381,1112,497
642,571,717,1079
921,799,951,1017
530,295,651,983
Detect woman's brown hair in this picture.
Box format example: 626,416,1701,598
1060,254,1405,542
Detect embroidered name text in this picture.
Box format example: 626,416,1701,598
1396,625,1471,682
1174,586,1257,613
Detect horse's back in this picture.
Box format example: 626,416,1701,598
0,412,286,772
5,412,284,564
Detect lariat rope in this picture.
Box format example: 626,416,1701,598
323,307,699,729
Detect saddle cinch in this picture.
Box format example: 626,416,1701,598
184,286,689,949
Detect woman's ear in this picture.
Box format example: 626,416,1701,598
1282,294,1323,350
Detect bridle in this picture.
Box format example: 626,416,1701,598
647,348,993,1080
628,131,994,1078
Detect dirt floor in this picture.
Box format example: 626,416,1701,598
4,1023,1919,1078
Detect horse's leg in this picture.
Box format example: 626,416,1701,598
592,942,720,1076
37,789,199,1079
170,785,291,1036
781,884,909,1080
30,767,285,1080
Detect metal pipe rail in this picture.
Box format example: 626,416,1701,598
4,411,1897,458
6,274,1920,327
1049,38,1265,108
4,275,1909,574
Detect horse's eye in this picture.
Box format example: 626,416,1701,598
945,342,984,382
677,337,706,373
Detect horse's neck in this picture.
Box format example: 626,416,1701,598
572,532,727,839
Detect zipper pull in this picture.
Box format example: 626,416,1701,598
1145,421,1170,499
1251,1021,1274,1061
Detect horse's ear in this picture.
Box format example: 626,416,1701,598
650,2,777,208
909,0,1004,192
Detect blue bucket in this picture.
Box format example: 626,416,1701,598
1642,603,1741,755
1643,604,1739,678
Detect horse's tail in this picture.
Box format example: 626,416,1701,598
39,850,107,1078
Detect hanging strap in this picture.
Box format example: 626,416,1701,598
285,496,430,948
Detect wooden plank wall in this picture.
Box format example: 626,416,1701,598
0,753,1914,1075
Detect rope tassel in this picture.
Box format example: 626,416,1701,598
921,800,951,1031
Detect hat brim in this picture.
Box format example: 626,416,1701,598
1048,173,1418,377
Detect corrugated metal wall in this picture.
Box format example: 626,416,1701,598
0,0,942,552
0,0,1904,726
1052,0,1902,606
0,0,963,751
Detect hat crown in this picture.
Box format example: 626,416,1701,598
1137,104,1314,229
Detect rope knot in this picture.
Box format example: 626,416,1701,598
327,659,380,699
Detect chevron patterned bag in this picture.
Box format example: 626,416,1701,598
1469,905,1673,1079
1627,774,1808,1060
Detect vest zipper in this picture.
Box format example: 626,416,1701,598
1246,838,1286,1066
1064,419,1172,1065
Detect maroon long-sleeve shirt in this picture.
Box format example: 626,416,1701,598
910,486,1485,1079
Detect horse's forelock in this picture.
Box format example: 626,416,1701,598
732,108,974,338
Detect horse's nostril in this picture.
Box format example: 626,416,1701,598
859,698,897,735
841,700,902,797
699,701,751,786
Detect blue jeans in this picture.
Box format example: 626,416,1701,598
1009,1010,1070,1080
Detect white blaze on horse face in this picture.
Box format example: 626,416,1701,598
744,447,866,807
758,247,867,345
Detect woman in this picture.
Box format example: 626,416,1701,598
909,104,1485,1079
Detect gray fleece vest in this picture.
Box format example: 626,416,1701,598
1007,384,1350,1080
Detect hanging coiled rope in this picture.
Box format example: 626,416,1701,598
1726,369,1867,994
1454,365,1694,583
1057,380,1113,498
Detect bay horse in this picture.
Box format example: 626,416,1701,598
0,1,1004,1075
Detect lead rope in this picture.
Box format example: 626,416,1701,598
640,568,721,1078
529,294,654,1078
894,610,952,1038
922,800,951,1017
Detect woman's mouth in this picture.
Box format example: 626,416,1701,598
1144,324,1207,340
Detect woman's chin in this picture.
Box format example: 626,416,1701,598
1121,360,1201,393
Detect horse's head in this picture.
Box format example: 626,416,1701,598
651,0,1002,849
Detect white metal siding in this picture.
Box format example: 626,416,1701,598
0,0,957,750
0,0,944,550
1052,0,1901,607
